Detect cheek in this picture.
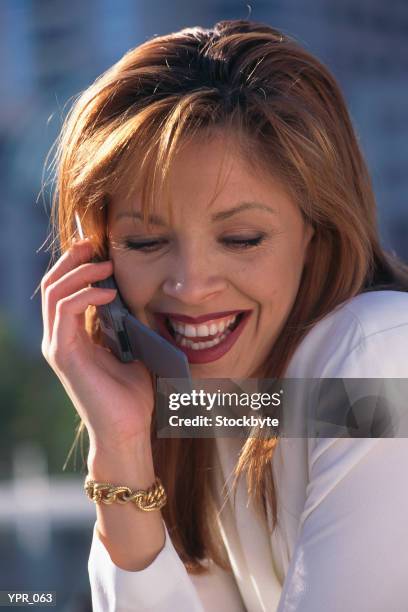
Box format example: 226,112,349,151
112,256,162,310
238,245,306,309
275,232,309,281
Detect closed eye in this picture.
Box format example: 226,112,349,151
221,235,265,249
118,234,266,253
121,238,168,252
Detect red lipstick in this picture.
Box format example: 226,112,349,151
153,310,252,364
156,309,249,324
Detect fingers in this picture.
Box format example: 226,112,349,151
47,285,117,368
41,239,116,362
41,239,95,304
42,259,113,344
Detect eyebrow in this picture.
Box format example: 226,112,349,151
211,202,276,221
115,211,167,226
115,202,276,225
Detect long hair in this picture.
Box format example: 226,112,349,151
47,19,408,573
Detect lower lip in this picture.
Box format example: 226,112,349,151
155,312,251,364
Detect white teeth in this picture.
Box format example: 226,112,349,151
197,324,209,336
184,324,197,338
191,342,204,350
175,329,231,350
173,321,184,334
209,323,218,335
169,314,237,338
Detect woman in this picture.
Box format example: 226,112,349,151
41,19,408,611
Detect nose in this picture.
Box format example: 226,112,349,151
161,250,228,305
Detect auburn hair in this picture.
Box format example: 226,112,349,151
47,19,408,573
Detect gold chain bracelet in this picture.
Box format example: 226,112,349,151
84,477,167,512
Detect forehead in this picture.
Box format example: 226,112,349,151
107,131,293,224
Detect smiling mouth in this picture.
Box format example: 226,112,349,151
154,310,252,364
166,312,243,347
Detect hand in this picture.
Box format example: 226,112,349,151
41,238,155,453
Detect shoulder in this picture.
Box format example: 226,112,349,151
286,290,408,377
341,289,408,334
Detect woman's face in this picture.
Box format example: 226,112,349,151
107,132,314,378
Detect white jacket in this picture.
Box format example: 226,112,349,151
88,290,408,611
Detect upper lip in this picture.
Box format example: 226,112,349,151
154,309,251,324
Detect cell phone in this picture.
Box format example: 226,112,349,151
74,212,191,381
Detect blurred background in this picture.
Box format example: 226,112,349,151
0,0,407,609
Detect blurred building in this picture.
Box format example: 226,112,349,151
0,0,407,352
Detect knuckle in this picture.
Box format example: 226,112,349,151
47,347,61,369
42,343,60,370
47,340,65,368
44,282,55,303
55,295,71,315
41,272,52,292
41,341,49,360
